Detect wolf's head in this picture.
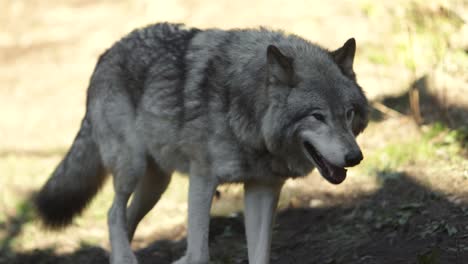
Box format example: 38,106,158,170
261,38,368,184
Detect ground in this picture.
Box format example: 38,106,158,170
0,0,467,264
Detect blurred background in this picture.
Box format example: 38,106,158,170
0,0,467,263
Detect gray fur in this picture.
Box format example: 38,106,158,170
35,22,368,264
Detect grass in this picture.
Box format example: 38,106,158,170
359,44,392,65
359,0,465,75
360,122,467,182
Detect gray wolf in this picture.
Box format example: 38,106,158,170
35,22,368,264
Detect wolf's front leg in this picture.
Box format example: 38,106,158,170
173,166,218,264
244,181,283,264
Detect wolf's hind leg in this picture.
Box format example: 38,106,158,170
127,158,172,241
244,181,283,264
90,94,146,264
107,143,146,264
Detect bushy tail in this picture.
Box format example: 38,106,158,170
35,117,107,229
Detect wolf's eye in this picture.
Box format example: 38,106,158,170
312,113,325,122
346,109,355,121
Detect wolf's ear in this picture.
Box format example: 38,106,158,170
267,45,295,86
330,38,356,79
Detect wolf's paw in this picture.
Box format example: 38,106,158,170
172,256,187,264
172,255,209,264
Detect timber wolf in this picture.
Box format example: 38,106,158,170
35,22,369,264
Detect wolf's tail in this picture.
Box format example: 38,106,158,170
35,116,107,229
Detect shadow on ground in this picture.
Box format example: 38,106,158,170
0,196,34,257
1,172,467,264
370,75,468,130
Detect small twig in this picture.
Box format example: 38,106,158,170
407,25,423,125
409,86,422,124
371,102,404,118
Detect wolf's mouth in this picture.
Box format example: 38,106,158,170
302,141,347,184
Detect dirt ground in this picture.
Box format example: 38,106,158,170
5,174,468,264
1,0,467,264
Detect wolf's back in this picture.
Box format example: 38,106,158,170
35,116,107,229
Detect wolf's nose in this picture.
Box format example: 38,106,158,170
345,150,363,167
